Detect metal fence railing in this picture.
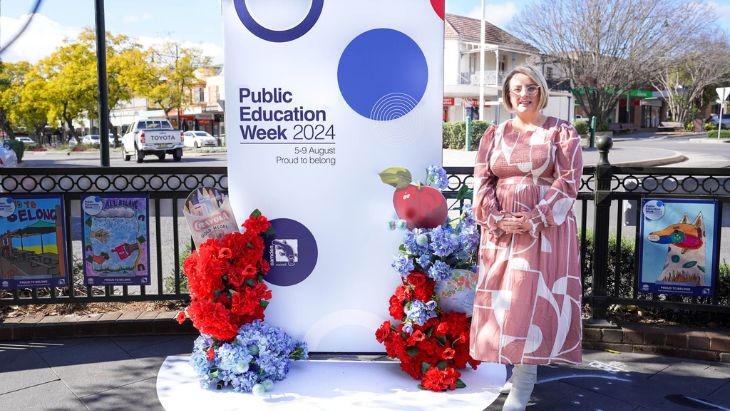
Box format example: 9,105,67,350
1,155,728,322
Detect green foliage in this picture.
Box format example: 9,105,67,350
165,243,192,293
442,120,489,150
581,232,636,298
705,122,717,131
572,119,589,135
706,129,730,139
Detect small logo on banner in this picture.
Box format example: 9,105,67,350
264,218,317,286
233,0,324,43
338,28,428,121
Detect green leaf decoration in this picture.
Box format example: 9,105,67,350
85,217,93,227
378,167,412,189
682,261,697,268
436,360,447,370
425,327,434,338
456,184,473,201
264,227,275,237
406,346,419,357
137,235,146,244
259,300,269,308
84,256,93,263
245,278,255,287
246,242,253,249
421,362,431,374
250,209,262,218
455,379,466,389
435,335,447,346
699,266,705,273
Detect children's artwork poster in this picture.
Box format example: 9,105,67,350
183,187,238,247
81,194,150,286
0,195,68,288
638,198,719,297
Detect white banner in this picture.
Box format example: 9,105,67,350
224,0,444,351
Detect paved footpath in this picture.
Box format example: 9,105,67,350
1,333,729,410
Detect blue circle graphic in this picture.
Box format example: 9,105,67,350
263,218,318,286
337,29,428,121
234,0,324,43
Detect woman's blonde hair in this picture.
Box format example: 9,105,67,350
501,65,549,112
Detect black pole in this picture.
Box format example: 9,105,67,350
94,0,110,167
591,135,613,323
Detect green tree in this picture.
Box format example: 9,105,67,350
142,42,212,126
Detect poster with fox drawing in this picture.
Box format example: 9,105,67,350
81,194,150,286
639,198,719,297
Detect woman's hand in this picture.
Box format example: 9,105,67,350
496,212,531,234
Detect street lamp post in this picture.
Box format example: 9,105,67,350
94,0,110,167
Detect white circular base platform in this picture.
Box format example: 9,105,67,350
156,356,505,411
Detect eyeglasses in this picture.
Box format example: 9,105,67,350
509,85,540,96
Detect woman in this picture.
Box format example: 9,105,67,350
469,65,583,410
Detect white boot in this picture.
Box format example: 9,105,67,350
502,364,537,411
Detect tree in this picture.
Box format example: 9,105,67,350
510,0,713,124
142,42,211,126
651,33,730,124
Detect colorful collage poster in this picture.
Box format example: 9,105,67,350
0,195,68,288
81,194,150,286
638,198,719,297
183,187,238,247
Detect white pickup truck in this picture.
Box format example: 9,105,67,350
121,118,184,162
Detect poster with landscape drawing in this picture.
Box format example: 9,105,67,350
81,194,150,286
0,195,68,288
638,198,719,297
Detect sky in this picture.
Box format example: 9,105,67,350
1,0,729,64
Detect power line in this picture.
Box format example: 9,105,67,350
0,0,45,57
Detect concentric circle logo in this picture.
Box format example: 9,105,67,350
263,218,318,286
234,0,324,43
337,29,428,121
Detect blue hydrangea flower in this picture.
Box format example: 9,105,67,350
189,321,308,393
428,260,452,282
404,299,438,328
426,165,449,190
429,225,459,257
392,254,414,276
416,253,432,270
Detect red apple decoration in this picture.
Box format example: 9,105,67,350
379,167,448,229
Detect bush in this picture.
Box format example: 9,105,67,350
706,129,730,139
581,232,730,325
572,119,589,136
442,120,490,150
704,122,717,131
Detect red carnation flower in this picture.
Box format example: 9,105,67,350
442,347,456,360
175,311,186,324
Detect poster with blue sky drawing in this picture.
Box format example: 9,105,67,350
0,195,68,288
81,194,149,286
638,198,719,297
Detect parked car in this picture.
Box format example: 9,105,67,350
15,136,37,147
183,131,218,148
81,134,101,146
705,114,730,129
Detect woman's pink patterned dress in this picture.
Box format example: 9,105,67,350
469,117,583,365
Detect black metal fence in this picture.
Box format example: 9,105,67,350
1,153,728,321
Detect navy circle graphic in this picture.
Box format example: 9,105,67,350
337,29,428,121
234,0,324,43
263,218,318,286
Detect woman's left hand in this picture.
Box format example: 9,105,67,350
502,212,531,234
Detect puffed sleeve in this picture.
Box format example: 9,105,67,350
524,122,583,236
472,125,505,237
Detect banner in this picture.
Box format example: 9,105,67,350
81,194,150,286
224,0,444,351
0,195,67,288
638,198,719,297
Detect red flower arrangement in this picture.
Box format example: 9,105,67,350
376,271,480,391
177,209,273,342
